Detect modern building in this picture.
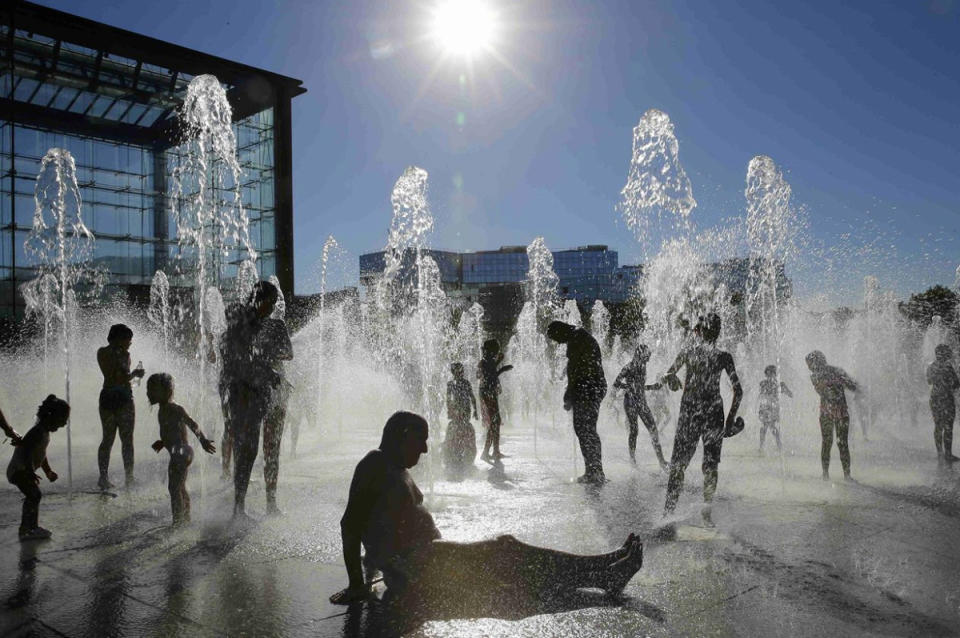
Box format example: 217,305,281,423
360,244,640,305
1,1,305,318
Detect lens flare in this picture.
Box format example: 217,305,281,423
430,0,497,58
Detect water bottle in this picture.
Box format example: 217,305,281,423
132,360,144,387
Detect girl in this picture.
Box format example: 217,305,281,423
612,344,668,469
147,373,216,526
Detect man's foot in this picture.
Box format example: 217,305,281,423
844,474,856,482
604,538,643,596
19,527,52,541
493,451,509,459
576,473,607,485
124,477,139,489
945,453,959,463
821,472,830,481
97,476,114,490
265,499,283,517
701,506,715,528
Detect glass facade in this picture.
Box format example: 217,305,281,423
1,7,303,317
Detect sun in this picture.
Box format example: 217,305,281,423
430,0,498,59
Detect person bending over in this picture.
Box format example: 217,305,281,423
661,313,742,519
547,321,608,484
612,344,667,469
805,350,858,481
6,395,68,541
330,411,643,605
147,373,216,526
927,344,959,465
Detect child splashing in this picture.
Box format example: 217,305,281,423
147,373,216,526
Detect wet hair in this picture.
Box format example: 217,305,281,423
450,362,464,376
36,394,70,428
935,344,953,362
764,365,777,377
248,280,279,307
636,343,651,362
805,350,827,370
694,313,721,344
107,323,134,344
546,321,575,343
146,372,174,404
379,411,428,457
481,339,501,358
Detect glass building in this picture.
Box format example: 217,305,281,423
1,1,305,318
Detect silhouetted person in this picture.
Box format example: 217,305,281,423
147,374,216,526
758,364,792,453
1,405,22,445
548,321,608,484
805,350,858,481
661,313,742,519
927,344,959,465
612,344,667,469
260,315,293,515
477,339,513,462
219,281,282,519
97,324,144,490
444,362,478,473
330,411,643,604
6,395,68,541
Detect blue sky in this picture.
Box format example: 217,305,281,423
41,0,960,303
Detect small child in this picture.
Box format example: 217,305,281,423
477,339,513,462
612,344,668,469
758,364,793,453
926,344,959,465
444,362,479,472
6,395,69,541
147,373,216,526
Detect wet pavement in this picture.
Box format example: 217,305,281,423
2,416,960,637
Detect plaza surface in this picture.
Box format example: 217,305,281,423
1,413,959,638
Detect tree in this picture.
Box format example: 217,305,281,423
899,285,958,334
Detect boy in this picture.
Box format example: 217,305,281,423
444,362,479,472
147,374,216,526
805,350,858,480
758,364,792,453
6,395,69,541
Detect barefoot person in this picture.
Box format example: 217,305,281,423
260,310,293,515
444,362,478,473
547,321,608,484
477,339,512,462
219,281,282,519
97,324,144,490
147,374,216,526
612,344,668,469
661,313,742,518
330,411,643,604
805,350,858,481
758,364,792,453
927,344,959,465
6,395,68,541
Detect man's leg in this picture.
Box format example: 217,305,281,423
573,400,604,481
625,406,639,463
820,417,833,478
943,407,955,460
836,417,851,478
664,414,699,515
98,408,119,488
118,401,136,485
219,384,233,479
231,386,265,516
772,421,782,451
759,421,768,450
263,401,286,514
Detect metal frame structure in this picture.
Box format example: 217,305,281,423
2,0,305,315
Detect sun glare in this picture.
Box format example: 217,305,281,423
430,0,497,58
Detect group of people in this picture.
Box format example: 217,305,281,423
2,288,958,608
1,280,293,540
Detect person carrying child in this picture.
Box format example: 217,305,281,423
443,362,479,473
147,374,216,526
6,395,69,541
758,364,793,453
477,339,513,462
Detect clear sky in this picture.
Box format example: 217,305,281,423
38,0,960,304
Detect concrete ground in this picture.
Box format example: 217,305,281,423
2,416,960,637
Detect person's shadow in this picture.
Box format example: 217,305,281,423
340,582,665,638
